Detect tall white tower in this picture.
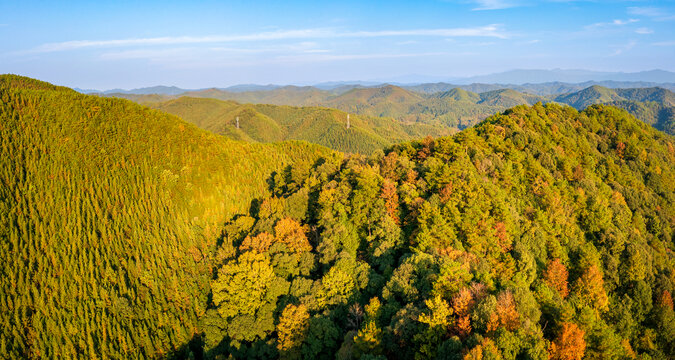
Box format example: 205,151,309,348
236,116,240,129
347,114,350,129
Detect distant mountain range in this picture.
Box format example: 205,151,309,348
81,69,675,95
108,83,675,136
453,69,675,85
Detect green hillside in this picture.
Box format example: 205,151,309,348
200,103,675,359
0,75,333,359
615,88,675,107
554,85,673,110
323,85,425,118
607,100,675,135
433,88,481,103
150,96,455,154
477,88,548,107
554,86,675,135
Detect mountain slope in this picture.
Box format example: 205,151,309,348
554,85,625,109
607,100,675,135
478,88,548,107
201,103,675,359
555,86,675,134
0,75,334,359
323,85,425,118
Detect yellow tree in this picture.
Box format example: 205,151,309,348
575,265,609,312
419,295,454,330
274,218,312,253
239,232,274,253
276,304,310,359
210,251,277,319
354,297,384,355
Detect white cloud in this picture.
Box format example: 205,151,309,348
635,27,653,35
23,26,509,54
612,19,639,26
586,18,638,29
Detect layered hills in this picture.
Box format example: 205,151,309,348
3,75,674,359
149,96,454,154
111,84,675,136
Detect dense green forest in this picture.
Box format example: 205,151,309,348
1,76,674,359
149,96,454,154
201,103,675,359
0,75,333,358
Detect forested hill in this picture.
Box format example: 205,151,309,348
554,86,675,135
203,103,674,359
148,96,455,154
2,75,674,359
0,75,333,358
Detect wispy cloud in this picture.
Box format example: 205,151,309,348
635,27,653,35
99,42,331,61
610,40,636,56
23,26,508,54
628,7,675,21
470,0,522,10
276,52,450,63
586,18,638,29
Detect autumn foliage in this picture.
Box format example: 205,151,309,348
549,323,586,360
544,259,570,298
495,291,520,331
274,217,312,253
575,265,609,311
276,304,310,358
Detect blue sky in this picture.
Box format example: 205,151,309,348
1,0,674,89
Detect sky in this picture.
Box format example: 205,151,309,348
1,0,674,89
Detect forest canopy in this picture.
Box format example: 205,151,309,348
203,103,675,359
